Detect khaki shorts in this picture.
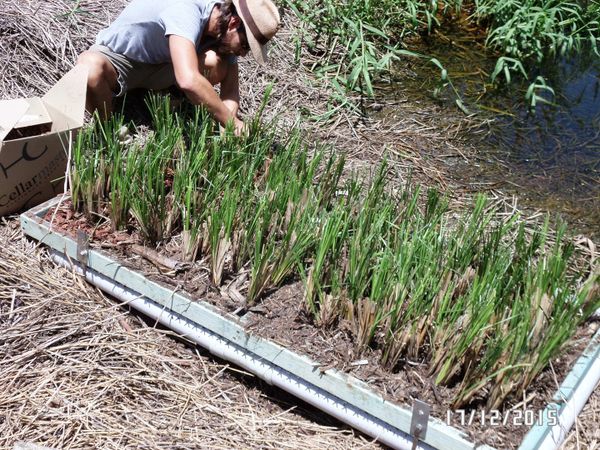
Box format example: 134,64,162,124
90,44,177,97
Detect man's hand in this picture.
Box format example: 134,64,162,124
233,117,246,136
220,117,246,136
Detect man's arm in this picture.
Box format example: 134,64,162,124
220,61,240,118
169,35,244,134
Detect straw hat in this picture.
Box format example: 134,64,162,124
232,0,280,65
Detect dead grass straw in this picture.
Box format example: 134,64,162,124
0,219,380,449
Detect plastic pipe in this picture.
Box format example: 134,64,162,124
520,338,600,450
546,360,600,448
52,251,432,450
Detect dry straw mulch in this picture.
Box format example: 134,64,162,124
0,219,380,449
0,0,128,98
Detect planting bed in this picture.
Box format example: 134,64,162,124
23,196,465,450
23,193,600,450
21,95,598,448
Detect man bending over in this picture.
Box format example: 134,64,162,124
77,0,280,135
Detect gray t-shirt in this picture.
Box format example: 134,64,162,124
96,0,219,64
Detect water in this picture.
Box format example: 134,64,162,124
394,35,600,237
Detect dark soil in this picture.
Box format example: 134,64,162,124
43,200,598,449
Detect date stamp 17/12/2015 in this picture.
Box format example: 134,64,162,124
446,408,559,427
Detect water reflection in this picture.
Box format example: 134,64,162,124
484,55,600,236
394,36,600,237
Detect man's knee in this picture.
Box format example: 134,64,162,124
198,50,227,85
77,51,118,91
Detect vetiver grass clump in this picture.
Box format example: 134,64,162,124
70,94,599,410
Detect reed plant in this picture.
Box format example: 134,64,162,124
70,117,103,217
245,145,322,303
127,134,173,243
300,176,598,407
70,94,599,410
302,203,351,324
71,113,131,228
286,0,420,99
172,107,212,261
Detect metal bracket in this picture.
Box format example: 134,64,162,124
76,230,90,266
410,399,430,450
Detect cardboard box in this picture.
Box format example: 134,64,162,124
0,66,87,216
